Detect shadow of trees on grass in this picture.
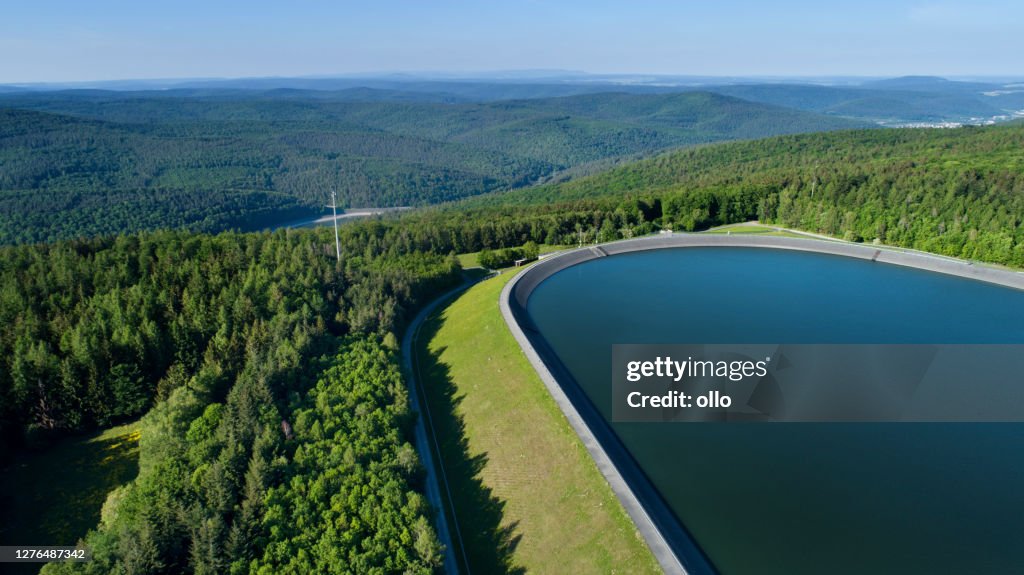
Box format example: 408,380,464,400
415,313,525,575
0,427,139,574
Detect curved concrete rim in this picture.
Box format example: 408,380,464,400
500,234,1024,575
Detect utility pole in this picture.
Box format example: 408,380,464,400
328,190,341,262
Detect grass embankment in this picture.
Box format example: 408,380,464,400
415,272,660,574
704,222,809,238
455,251,482,269
457,244,572,269
0,422,140,573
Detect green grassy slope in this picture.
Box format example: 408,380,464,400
415,272,660,574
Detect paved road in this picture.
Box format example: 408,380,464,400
401,273,491,575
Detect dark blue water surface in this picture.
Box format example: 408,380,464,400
526,248,1024,575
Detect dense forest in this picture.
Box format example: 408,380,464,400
0,91,863,244
385,122,1024,267
0,225,460,572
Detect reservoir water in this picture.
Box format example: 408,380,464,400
526,247,1024,575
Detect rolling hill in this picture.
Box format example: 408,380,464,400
0,90,864,244
399,122,1024,267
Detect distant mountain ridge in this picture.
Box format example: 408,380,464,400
696,80,1024,125
4,74,1023,126
860,75,990,92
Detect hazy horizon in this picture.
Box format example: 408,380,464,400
5,71,1024,91
2,1,1022,84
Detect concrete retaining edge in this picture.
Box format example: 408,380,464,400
500,234,1024,575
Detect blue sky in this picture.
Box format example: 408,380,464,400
1,0,1021,83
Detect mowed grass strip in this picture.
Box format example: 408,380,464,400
457,244,573,270
416,272,660,575
704,223,808,238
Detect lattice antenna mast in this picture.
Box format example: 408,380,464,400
327,190,341,262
